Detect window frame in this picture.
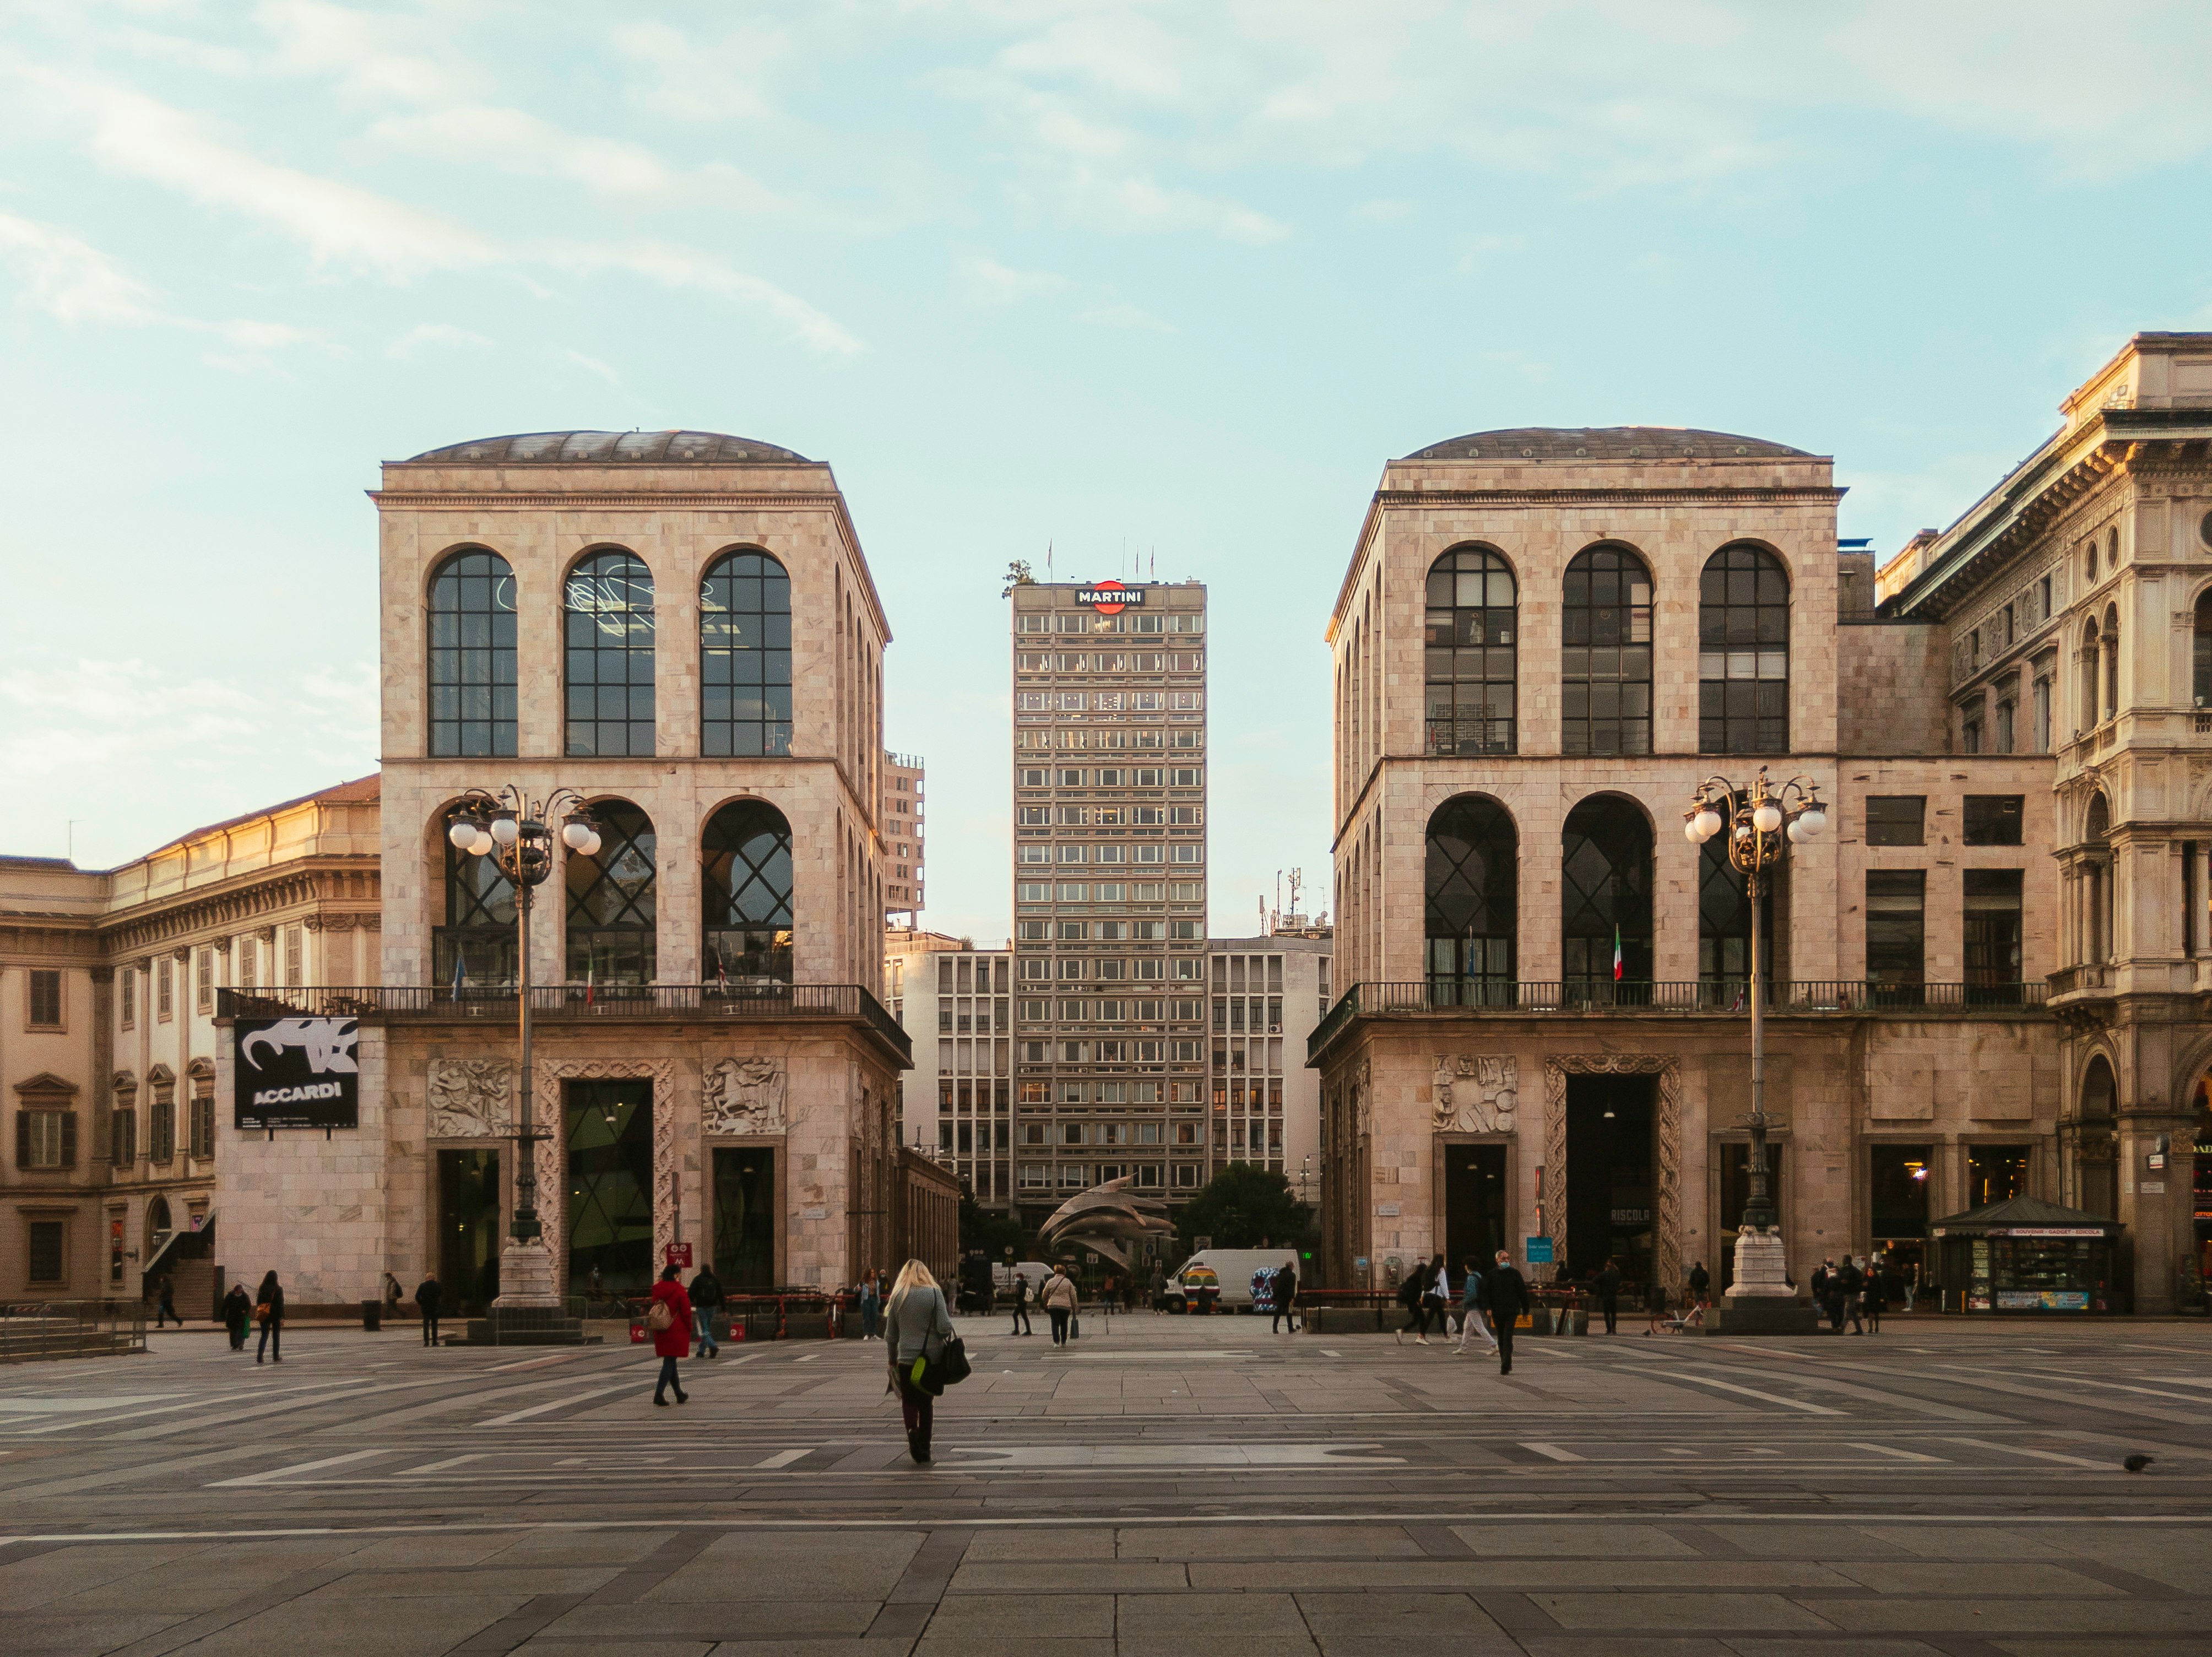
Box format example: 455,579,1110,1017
26,969,63,1032
563,547,657,759
1422,545,1518,757
426,546,519,759
1698,542,1791,755
700,548,794,757
1560,544,1653,757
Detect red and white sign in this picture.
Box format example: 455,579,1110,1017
1077,580,1144,614
665,1242,694,1268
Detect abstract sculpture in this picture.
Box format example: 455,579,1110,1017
1038,1176,1176,1269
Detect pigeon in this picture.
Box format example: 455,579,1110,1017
2123,1454,2153,1474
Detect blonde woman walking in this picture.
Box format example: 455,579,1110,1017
884,1259,955,1465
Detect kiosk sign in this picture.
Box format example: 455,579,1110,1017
1077,580,1145,614
234,1015,360,1130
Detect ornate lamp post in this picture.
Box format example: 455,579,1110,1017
447,787,600,1308
1683,767,1827,1308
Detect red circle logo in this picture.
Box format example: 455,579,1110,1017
1085,579,1129,614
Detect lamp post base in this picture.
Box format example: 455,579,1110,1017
491,1240,563,1311
1697,1227,1819,1335
1725,1226,1795,1298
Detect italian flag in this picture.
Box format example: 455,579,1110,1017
1613,923,1624,982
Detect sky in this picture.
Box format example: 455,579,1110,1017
2,2,2210,947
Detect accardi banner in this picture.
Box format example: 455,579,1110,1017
234,1015,360,1129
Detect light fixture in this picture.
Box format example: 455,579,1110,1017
490,816,521,846
561,819,597,852
469,827,496,857
1786,819,1806,844
1799,806,1828,838
447,820,479,851
1692,808,1721,841
1752,800,1783,833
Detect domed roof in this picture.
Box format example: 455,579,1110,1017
404,430,810,465
1405,426,1810,462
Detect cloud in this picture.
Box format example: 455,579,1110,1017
611,19,789,123
556,347,621,384
1351,198,1413,223
0,212,160,324
384,322,494,360
254,0,477,107
1077,301,1174,333
961,254,1071,304
543,241,862,356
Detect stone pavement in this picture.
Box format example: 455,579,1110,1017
3,1313,2210,1654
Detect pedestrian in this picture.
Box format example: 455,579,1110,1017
382,1270,403,1311
1839,1255,1866,1335
1393,1259,1430,1345
1596,1257,1623,1335
859,1268,881,1341
1813,1257,1844,1331
1454,1257,1499,1357
1010,1270,1034,1336
254,1271,284,1363
1271,1260,1299,1334
415,1271,443,1347
647,1264,693,1406
1861,1259,1886,1334
154,1275,182,1329
883,1258,955,1465
1121,1276,1136,1313
1484,1250,1531,1376
1148,1265,1164,1311
1421,1253,1451,1341
1645,1282,1671,1335
689,1262,724,1356
1687,1260,1710,1307
221,1282,252,1351
1039,1263,1078,1346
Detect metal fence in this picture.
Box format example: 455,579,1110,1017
0,1299,147,1364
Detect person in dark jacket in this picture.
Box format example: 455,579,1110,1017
1271,1261,1299,1334
221,1283,252,1351
1861,1257,1886,1334
415,1273,444,1347
254,1271,284,1363
153,1275,182,1328
1454,1257,1498,1356
688,1264,723,1356
1688,1260,1711,1305
647,1265,693,1406
1595,1258,1623,1335
1010,1270,1033,1336
1393,1260,1431,1345
1837,1257,1866,1335
1485,1251,1531,1374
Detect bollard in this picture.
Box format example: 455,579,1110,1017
361,1299,382,1333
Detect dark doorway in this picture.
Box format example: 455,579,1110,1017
713,1146,778,1288
565,1079,655,1297
1717,1141,1785,1292
1564,1074,1654,1284
1443,1142,1508,1284
437,1149,502,1314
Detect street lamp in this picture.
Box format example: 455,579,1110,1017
447,787,599,1304
1684,766,1826,1303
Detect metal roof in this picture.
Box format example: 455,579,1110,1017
403,430,810,465
1404,426,1813,462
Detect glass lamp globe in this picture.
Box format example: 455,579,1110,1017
1752,801,1783,833
1786,818,1806,844
576,830,603,858
469,829,496,857
1683,819,1704,843
1799,808,1828,838
561,819,597,852
1693,808,1722,841
490,816,521,846
447,820,478,851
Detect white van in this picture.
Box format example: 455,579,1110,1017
991,1260,1054,1298
1164,1249,1299,1312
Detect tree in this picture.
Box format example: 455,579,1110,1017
959,1184,1025,1261
1177,1163,1310,1252
1001,559,1034,598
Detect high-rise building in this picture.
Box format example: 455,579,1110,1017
884,932,1014,1208
1009,578,1208,1217
883,751,925,922
1206,932,1331,1206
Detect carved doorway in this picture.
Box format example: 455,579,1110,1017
1543,1055,1682,1290
437,1149,502,1314
1442,1141,1508,1279
713,1146,778,1289
563,1079,655,1298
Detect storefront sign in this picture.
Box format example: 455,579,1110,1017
1526,1236,1554,1264
1077,580,1145,614
1993,1227,2107,1238
664,1243,693,1269
234,1015,360,1129
1994,1290,2090,1310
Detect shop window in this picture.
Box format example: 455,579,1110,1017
1963,795,2024,846
1698,543,1790,754
1863,797,1924,847
1868,1144,1933,1277
700,549,792,756
426,548,518,758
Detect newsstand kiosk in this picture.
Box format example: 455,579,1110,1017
1929,1195,2123,1314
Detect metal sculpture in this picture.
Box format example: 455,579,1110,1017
1038,1176,1175,1269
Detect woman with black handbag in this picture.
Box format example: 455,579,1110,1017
884,1259,958,1464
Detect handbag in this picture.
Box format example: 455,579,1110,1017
644,1299,674,1334
933,1333,971,1388
254,1302,270,1320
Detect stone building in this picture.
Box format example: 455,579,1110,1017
0,778,377,1307
885,932,1012,1209
883,751,925,922
1312,424,2070,1303
1877,332,2212,1308
214,430,915,1311
1206,932,1331,1206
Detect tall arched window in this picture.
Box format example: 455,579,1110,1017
1560,545,1651,756
2102,603,2121,722
1423,547,1516,755
427,548,517,757
701,550,793,756
2079,616,2101,732
703,799,794,985
566,800,656,984
439,816,518,987
565,550,655,757
2084,792,2112,965
2078,1054,2118,1217
1425,795,1517,1004
1698,831,1771,995
2193,591,2212,709
1563,795,1652,997
1699,543,1790,754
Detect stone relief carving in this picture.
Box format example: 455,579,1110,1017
1430,1055,1517,1134
426,1058,512,1138
1352,1060,1373,1140
703,1057,788,1135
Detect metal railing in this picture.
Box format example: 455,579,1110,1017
1311,977,2052,1059
219,984,912,1063
0,1299,147,1364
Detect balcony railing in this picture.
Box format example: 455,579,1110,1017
1310,977,2051,1062
218,984,912,1064
2047,963,2111,996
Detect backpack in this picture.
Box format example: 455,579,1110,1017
644,1298,675,1334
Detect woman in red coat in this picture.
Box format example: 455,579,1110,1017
648,1264,693,1406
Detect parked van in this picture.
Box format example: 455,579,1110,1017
1163,1249,1299,1312
991,1261,1054,1299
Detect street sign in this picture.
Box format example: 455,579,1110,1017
1525,1236,1554,1264
664,1243,693,1268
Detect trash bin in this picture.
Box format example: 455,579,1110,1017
361,1299,382,1333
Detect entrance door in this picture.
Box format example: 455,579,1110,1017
713,1146,777,1289
565,1079,655,1299
437,1149,502,1313
1717,1141,1785,1292
1565,1074,1655,1284
1443,1142,1507,1282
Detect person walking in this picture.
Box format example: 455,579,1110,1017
382,1271,404,1311
1393,1260,1430,1345
221,1282,252,1351
1421,1253,1451,1341
1861,1258,1886,1334
884,1258,954,1464
1688,1260,1711,1307
858,1269,882,1341
1148,1265,1164,1311
1839,1256,1867,1335
1454,1257,1499,1357
154,1275,182,1329
647,1264,693,1406
254,1271,284,1363
1039,1264,1078,1347
1596,1258,1623,1335
415,1272,444,1347
1271,1260,1299,1334
1485,1250,1531,1376
688,1263,724,1356
1009,1270,1033,1336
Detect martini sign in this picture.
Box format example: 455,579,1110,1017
1077,580,1145,614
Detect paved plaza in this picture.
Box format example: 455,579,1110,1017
3,1313,2210,1655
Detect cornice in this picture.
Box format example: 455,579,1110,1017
368,490,841,511
1373,486,1846,508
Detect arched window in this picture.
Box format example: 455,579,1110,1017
427,548,517,757
565,550,655,757
1563,795,1652,997
1699,543,1790,754
2078,1054,2118,1217
1560,545,1651,756
2193,591,2212,709
703,799,794,985
1698,831,1771,995
2084,792,2112,965
565,800,656,984
701,550,793,756
2081,1054,2116,1118
146,1195,172,1257
2102,603,2121,722
1423,547,1516,756
438,814,518,987
2079,616,2101,732
1425,795,1516,1004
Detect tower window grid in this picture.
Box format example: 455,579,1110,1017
934,951,1013,1205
